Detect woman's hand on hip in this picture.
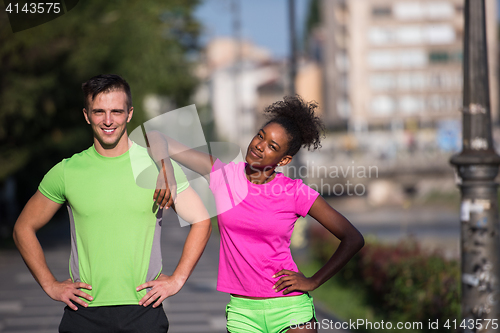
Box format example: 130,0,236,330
272,270,318,294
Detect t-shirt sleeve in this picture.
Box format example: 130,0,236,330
38,160,66,204
171,159,189,194
294,181,320,217
209,158,227,191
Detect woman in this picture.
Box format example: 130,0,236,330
146,96,364,333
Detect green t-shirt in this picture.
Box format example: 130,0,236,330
38,143,188,307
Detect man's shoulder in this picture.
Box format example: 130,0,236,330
64,146,96,163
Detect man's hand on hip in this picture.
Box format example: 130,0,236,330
45,278,93,311
136,274,183,308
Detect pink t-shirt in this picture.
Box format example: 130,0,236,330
209,159,320,297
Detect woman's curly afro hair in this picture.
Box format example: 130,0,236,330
263,95,325,156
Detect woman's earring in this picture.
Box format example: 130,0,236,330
277,163,281,167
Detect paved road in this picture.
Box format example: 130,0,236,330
0,210,345,333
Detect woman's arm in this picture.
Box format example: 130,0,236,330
145,130,215,208
273,196,364,294
146,130,215,178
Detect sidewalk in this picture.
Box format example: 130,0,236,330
0,211,346,332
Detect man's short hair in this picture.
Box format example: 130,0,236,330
82,74,132,110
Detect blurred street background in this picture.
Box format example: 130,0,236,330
1,0,500,331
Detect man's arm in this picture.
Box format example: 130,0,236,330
136,186,212,307
13,191,93,310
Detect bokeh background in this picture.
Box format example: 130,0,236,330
1,0,500,331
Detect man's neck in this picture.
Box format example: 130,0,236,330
94,136,132,157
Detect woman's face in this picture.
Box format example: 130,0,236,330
245,122,291,169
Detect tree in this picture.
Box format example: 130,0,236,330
0,0,201,203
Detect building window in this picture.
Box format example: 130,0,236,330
396,26,423,45
399,95,424,114
369,24,456,46
399,49,427,68
368,51,395,69
370,74,396,91
426,2,454,19
371,95,395,115
372,6,392,17
368,27,394,45
337,98,351,118
393,2,423,20
425,25,455,44
336,52,350,71
338,74,349,92
368,50,427,69
394,2,454,21
429,50,461,63
429,51,449,63
427,94,454,112
398,73,426,91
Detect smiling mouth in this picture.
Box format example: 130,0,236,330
250,149,262,158
102,128,116,134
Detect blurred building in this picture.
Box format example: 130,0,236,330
197,38,283,149
319,0,498,133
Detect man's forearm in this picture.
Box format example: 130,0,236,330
170,221,212,284
169,186,212,284
13,224,58,290
12,192,63,291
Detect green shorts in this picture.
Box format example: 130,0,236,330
226,293,316,333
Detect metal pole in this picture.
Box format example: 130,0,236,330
450,1,500,330
287,0,302,180
288,0,297,95
231,0,242,145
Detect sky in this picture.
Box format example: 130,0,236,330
194,0,311,59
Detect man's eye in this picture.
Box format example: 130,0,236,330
270,145,276,150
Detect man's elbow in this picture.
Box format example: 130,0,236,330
12,224,19,246
12,221,27,249
190,218,212,242
193,218,212,233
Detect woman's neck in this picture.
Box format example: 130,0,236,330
245,164,276,184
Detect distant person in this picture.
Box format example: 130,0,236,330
13,74,211,333
149,95,364,332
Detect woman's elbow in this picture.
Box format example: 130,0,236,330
353,230,365,252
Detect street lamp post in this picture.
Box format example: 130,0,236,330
288,0,297,96
450,0,500,329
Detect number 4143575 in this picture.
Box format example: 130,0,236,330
5,3,61,14
444,319,498,330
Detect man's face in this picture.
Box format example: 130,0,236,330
83,90,133,150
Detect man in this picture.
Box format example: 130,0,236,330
13,74,211,332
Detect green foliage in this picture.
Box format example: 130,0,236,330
309,234,460,332
0,0,201,200
350,240,461,325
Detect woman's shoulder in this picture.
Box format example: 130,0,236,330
275,173,304,186
212,159,244,171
